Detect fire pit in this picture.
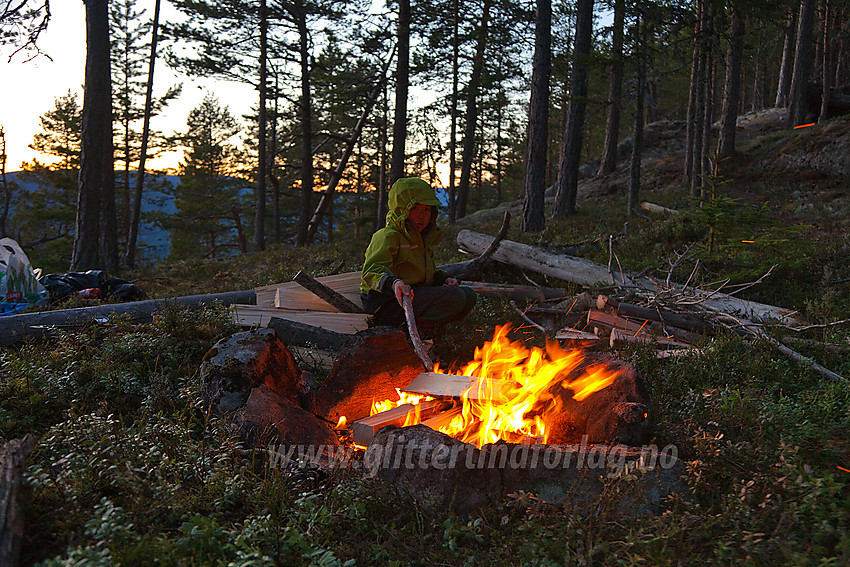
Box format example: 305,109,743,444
350,324,652,448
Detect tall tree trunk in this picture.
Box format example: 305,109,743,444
125,0,161,269
629,12,645,217
376,82,388,230
448,0,459,223
456,0,492,220
684,0,703,181
552,0,594,217
295,6,313,246
389,0,410,186
254,0,268,251
522,0,551,233
0,127,9,237
701,49,715,194
775,7,797,107
819,0,833,123
719,4,745,159
787,0,817,128
598,0,625,176
73,0,117,271
835,3,846,87
690,34,706,198
271,74,280,244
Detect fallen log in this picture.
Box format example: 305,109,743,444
1,435,38,567
457,230,798,324
640,201,678,215
588,309,705,345
614,301,716,334
0,289,256,347
440,210,511,279
609,328,691,349
463,282,571,302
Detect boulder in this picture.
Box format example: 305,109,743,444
200,328,301,413
238,385,339,448
366,424,687,516
310,327,424,422
540,353,652,446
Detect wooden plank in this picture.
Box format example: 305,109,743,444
293,270,364,313
351,400,448,446
232,305,370,334
402,372,515,400
255,272,362,309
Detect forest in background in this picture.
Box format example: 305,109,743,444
2,0,848,273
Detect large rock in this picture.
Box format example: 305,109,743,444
310,327,424,423
200,328,301,413
366,425,686,516
540,353,652,446
238,385,339,448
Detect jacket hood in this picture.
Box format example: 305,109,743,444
386,178,441,232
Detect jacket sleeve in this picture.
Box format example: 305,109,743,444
361,230,401,294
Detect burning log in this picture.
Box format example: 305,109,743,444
351,400,450,446
402,372,517,400
1,435,38,567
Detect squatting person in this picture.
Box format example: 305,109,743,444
360,177,477,331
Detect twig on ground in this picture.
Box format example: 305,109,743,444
511,300,547,334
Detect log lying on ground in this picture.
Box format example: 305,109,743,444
457,230,798,324
0,289,256,347
588,309,705,345
1,435,38,567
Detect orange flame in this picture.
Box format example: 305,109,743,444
371,324,621,448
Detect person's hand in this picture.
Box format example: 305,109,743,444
444,277,460,286
393,279,412,307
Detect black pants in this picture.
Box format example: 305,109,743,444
362,285,477,328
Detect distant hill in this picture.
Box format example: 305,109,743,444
4,171,178,262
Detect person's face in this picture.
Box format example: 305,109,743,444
408,203,434,232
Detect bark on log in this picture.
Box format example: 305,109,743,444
293,270,364,313
615,302,716,334
266,317,349,351
1,435,38,567
0,289,256,347
457,230,798,324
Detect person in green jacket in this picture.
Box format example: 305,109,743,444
360,177,477,329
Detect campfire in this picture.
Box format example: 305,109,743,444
352,324,635,448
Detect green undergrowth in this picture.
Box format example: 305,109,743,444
3,313,847,565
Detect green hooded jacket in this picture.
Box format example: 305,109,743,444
360,178,446,296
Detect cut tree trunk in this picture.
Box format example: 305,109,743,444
457,230,799,324
1,435,38,567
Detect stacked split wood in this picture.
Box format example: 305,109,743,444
232,271,371,334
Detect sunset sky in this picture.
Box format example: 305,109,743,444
1,1,255,173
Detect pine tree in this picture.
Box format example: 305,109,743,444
164,94,249,259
